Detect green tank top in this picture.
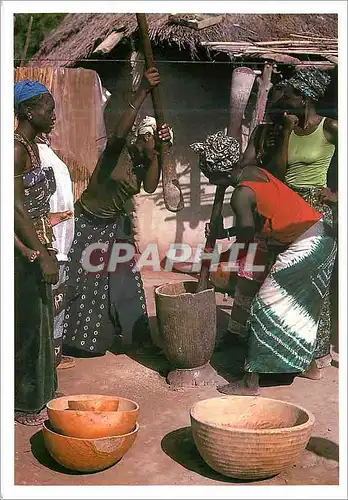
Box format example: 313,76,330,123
286,118,335,188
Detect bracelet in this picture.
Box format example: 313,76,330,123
128,101,136,111
46,247,58,254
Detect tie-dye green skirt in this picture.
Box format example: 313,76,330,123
245,220,337,374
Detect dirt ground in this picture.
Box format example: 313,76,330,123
14,271,339,486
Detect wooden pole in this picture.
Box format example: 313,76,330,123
250,62,274,134
228,67,256,146
20,15,33,67
136,13,184,213
289,33,337,41
196,184,227,293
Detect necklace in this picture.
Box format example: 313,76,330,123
16,131,41,166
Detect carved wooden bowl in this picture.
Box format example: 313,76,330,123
47,395,139,439
42,420,139,472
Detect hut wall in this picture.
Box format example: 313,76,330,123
95,54,236,263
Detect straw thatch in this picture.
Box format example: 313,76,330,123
30,13,338,67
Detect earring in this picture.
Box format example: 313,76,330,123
27,112,33,121
304,103,309,129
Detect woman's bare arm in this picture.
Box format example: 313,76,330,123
142,124,172,193
323,118,338,146
110,70,158,142
207,187,257,241
270,115,297,181
230,186,257,242
14,141,59,283
14,143,49,253
238,127,258,167
143,151,160,193
93,68,161,184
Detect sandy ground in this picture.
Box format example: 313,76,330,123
14,271,339,486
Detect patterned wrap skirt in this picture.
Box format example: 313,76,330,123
52,263,67,365
62,205,151,356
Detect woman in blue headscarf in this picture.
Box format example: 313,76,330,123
14,80,64,425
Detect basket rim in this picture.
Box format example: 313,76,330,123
190,395,315,434
154,280,214,297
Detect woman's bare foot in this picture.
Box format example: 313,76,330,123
15,408,47,426
299,360,323,380
49,210,73,227
54,391,66,398
315,353,332,369
218,373,260,396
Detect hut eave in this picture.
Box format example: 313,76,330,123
29,13,338,68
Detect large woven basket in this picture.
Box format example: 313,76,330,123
190,395,315,480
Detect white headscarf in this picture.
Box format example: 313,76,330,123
136,116,157,136
135,116,174,144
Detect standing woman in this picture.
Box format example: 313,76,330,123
37,134,75,369
62,67,172,358
14,81,59,425
274,68,337,374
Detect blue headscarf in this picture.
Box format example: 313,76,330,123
14,80,50,107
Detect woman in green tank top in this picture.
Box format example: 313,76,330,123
273,68,338,376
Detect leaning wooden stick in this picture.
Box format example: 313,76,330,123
196,185,227,293
250,62,274,133
136,13,184,213
196,67,256,293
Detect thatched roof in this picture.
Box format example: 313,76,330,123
30,13,338,67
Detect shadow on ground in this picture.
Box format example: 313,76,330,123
128,308,298,389
30,431,86,475
127,307,246,382
306,437,339,462
30,430,117,476
161,426,272,484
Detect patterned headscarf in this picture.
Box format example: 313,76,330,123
282,68,331,102
14,80,50,107
190,131,240,178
